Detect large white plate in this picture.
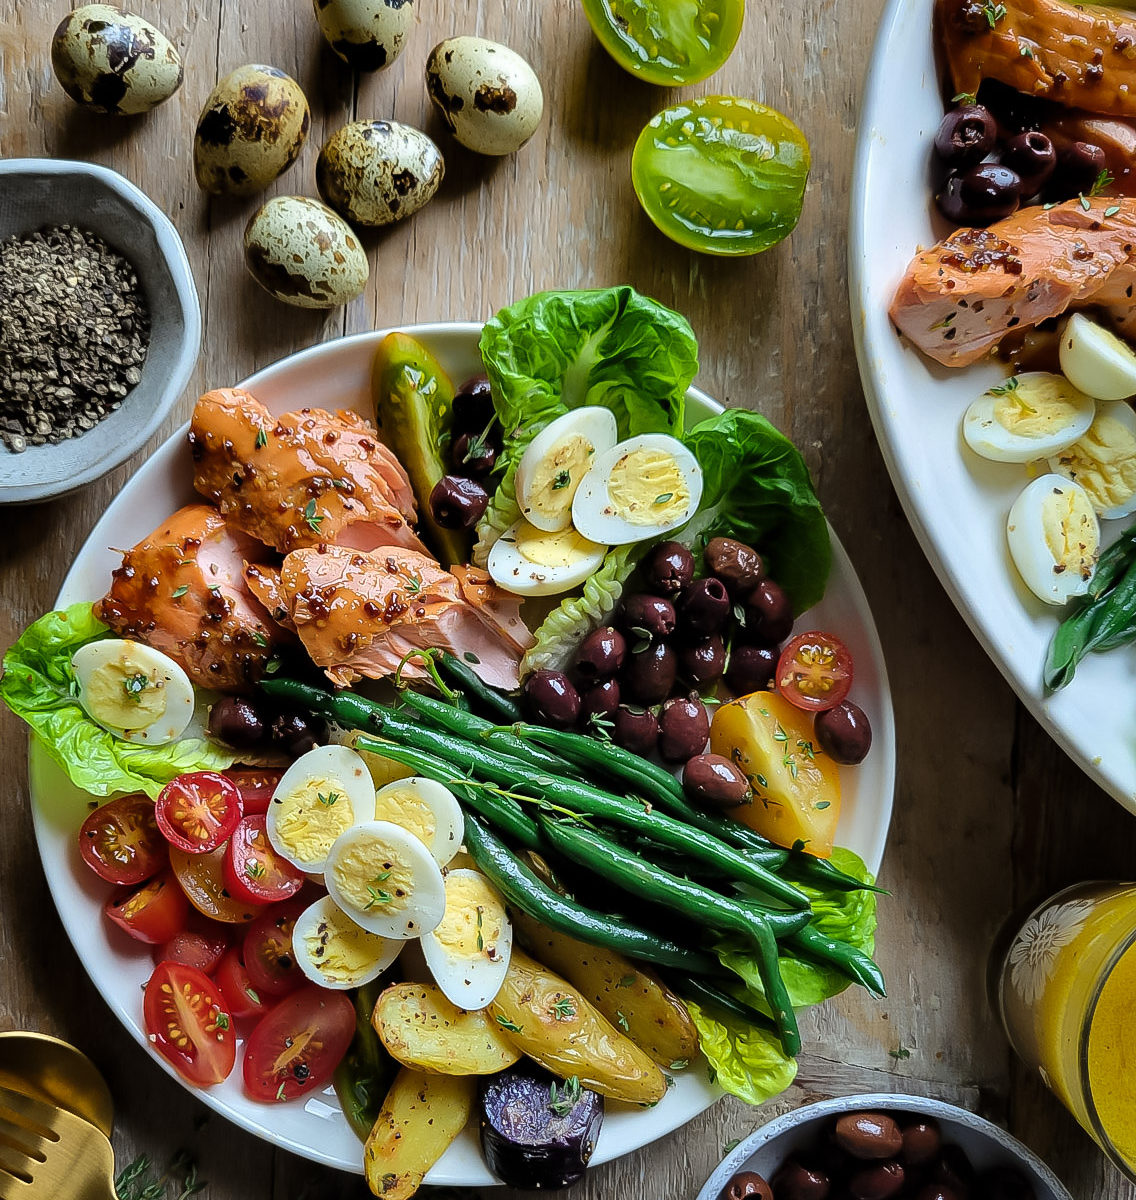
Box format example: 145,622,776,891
851,0,1136,812
31,324,895,1184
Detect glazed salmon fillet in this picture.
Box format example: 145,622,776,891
190,388,426,555
96,504,282,692
890,198,1136,367
255,545,532,691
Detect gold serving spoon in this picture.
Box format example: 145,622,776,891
0,1033,113,1138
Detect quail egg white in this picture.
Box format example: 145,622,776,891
1059,313,1136,402
487,519,608,597
266,744,375,874
572,433,703,545
313,0,415,71
515,407,619,532
373,777,463,867
1048,401,1136,520
292,894,401,989
325,820,446,939
962,373,1096,464
1007,473,1099,605
72,639,194,744
421,869,512,1010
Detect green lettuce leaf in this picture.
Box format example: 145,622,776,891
1,603,237,799
680,408,831,614
686,1000,798,1106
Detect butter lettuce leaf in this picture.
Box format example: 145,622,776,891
687,1000,798,1106
1,603,236,799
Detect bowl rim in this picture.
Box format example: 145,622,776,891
0,157,202,505
695,1092,1074,1200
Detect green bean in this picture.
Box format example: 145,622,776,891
436,650,523,721
665,975,777,1034
787,925,887,998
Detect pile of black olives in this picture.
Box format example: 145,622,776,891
429,375,500,531
208,695,327,757
720,1109,1037,1200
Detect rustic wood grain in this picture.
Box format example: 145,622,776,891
2,0,1134,1197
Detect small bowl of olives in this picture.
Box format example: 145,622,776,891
695,1093,1072,1200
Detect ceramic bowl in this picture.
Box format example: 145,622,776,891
0,159,201,504
695,1093,1073,1200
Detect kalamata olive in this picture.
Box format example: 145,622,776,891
771,1157,831,1200
620,594,677,642
270,710,325,756
451,431,498,477
937,163,1021,226
900,1120,942,1168
430,475,489,530
622,642,677,705
678,635,726,686
644,540,695,595
834,1113,903,1161
683,753,752,808
657,696,710,762
209,696,267,749
1054,140,1107,199
1000,131,1056,197
612,705,659,756
451,374,495,431
933,1146,977,1192
720,1171,774,1200
725,644,778,695
678,577,731,637
744,579,794,643
579,678,620,725
933,104,997,168
523,670,580,729
705,536,765,596
814,701,872,765
574,626,627,681
976,1167,1036,1200
849,1160,905,1200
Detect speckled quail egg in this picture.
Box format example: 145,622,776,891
72,639,194,744
316,120,444,228
425,37,544,156
244,195,369,309
962,372,1096,464
1007,473,1099,605
421,869,512,1010
194,65,310,196
51,5,183,115
1048,400,1136,520
313,0,415,72
292,894,401,989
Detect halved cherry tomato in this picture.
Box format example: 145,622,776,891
156,921,230,974
79,794,167,886
105,870,189,945
144,961,236,1087
155,772,242,854
776,631,854,713
215,947,272,1022
170,844,265,925
242,986,355,1102
223,814,304,906
223,769,283,817
243,901,307,998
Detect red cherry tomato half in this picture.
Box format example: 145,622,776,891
223,768,283,817
105,870,189,945
156,922,230,975
144,961,236,1087
215,946,272,1022
242,901,307,998
242,986,355,1102
155,772,242,854
775,631,854,713
169,844,265,925
78,793,167,886
223,814,305,906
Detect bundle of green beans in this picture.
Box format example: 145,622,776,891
260,674,885,1057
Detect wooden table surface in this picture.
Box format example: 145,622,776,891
3,1,1136,1197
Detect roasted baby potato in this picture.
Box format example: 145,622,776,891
363,1067,476,1199
373,982,520,1075
488,949,667,1104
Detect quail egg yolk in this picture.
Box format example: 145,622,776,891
993,381,1085,439
606,447,689,526
515,522,604,568
1042,483,1098,580
374,787,436,852
85,655,168,730
1053,412,1136,513
272,778,356,866
331,837,415,914
433,875,506,961
303,904,388,984
523,435,596,526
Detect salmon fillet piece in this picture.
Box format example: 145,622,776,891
890,198,1136,367
95,504,283,692
189,388,426,555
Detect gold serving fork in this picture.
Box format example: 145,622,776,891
0,1083,115,1200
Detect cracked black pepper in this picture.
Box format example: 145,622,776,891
0,224,150,454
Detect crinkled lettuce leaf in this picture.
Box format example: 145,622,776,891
686,1000,798,1106
680,408,831,614
1,603,236,799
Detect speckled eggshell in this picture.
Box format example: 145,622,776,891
316,120,444,228
243,195,368,309
425,37,543,157
50,4,183,115
194,65,311,197
313,0,415,72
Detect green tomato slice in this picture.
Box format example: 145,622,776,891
580,0,745,86
631,96,811,257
